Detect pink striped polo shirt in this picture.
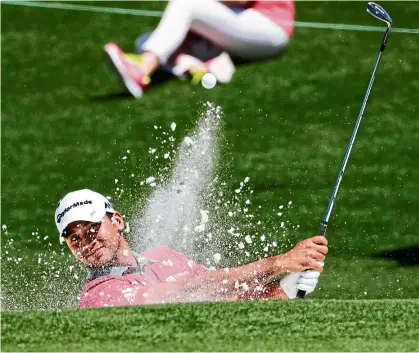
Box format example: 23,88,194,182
80,245,208,308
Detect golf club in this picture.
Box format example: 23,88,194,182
296,2,392,299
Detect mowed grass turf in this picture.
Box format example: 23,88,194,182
2,300,419,351
1,1,419,351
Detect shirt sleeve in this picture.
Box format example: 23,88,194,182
80,276,148,308
141,245,209,279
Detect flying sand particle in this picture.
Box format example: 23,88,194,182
213,253,221,263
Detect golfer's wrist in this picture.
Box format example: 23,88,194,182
273,254,288,274
262,254,287,278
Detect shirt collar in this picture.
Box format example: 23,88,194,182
86,251,156,280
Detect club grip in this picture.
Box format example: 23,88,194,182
296,288,306,299
318,221,328,237
296,221,328,299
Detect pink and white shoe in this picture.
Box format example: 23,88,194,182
104,42,150,98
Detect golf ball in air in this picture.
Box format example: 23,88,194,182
201,73,217,89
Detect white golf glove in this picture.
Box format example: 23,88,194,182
279,269,321,299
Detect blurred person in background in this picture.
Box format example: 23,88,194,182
55,189,327,308
104,0,295,98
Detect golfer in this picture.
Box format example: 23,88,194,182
104,0,295,98
56,189,327,308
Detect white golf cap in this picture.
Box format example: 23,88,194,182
55,189,115,244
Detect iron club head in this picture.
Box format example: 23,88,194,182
366,2,392,27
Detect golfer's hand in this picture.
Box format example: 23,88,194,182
278,236,328,273
280,270,321,299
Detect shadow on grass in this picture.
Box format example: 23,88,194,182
89,70,173,102
89,91,133,102
375,245,419,266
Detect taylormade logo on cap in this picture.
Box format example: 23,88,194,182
55,189,115,244
56,200,93,223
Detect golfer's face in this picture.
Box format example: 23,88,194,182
64,216,120,267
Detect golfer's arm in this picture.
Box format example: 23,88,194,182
211,261,289,301
239,281,289,300
145,255,286,303
202,256,282,287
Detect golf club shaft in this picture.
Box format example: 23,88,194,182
296,26,390,299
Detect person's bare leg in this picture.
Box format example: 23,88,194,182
124,51,159,78
139,52,159,77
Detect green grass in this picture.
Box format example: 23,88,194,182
2,299,419,351
1,1,419,351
